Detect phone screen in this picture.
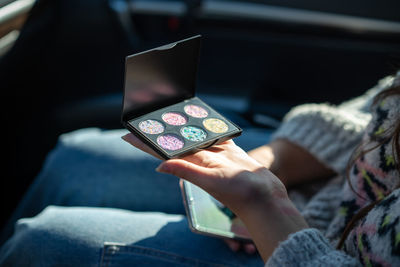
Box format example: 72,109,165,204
181,180,251,241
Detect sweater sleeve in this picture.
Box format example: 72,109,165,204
266,228,361,267
270,76,394,174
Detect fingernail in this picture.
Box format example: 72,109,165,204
156,163,168,173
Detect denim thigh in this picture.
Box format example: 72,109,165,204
0,206,264,267
1,127,272,245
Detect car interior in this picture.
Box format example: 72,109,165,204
1,0,399,234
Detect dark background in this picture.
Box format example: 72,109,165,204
1,0,400,230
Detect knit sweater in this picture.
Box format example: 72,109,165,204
266,72,400,266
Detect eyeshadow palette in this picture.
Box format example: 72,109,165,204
121,35,242,159
127,97,240,158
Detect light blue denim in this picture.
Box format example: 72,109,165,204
0,126,272,267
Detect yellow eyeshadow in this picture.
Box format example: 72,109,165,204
203,118,228,133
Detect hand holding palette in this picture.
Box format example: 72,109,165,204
121,35,242,159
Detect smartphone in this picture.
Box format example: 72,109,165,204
181,180,252,241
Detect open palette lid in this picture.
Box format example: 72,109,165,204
122,35,201,123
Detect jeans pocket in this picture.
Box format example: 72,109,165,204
100,242,235,267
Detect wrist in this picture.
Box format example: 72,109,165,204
240,175,302,223
243,198,308,262
231,167,288,215
232,170,308,262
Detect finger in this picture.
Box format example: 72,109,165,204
206,139,235,151
243,243,257,255
231,218,251,238
156,159,216,187
224,239,240,252
179,179,184,190
121,133,163,160
217,139,236,147
179,150,210,166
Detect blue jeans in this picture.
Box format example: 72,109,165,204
0,127,271,266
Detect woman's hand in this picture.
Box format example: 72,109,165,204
122,133,308,262
122,133,285,214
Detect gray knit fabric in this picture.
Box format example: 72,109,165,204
270,75,394,174
266,229,360,267
265,72,400,266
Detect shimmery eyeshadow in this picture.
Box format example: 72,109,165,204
138,120,165,134
162,112,187,126
180,126,207,142
203,118,229,133
157,134,184,150
184,105,208,118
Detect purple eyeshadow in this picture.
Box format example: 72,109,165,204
162,112,187,126
157,134,184,150
138,119,165,134
184,104,208,118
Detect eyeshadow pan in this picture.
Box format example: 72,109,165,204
162,112,187,126
138,119,165,134
184,104,208,118
157,134,184,150
203,118,229,133
181,126,207,142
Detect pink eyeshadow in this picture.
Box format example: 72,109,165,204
184,105,208,118
157,134,184,151
162,112,187,126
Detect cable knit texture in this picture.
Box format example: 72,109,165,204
271,76,394,174
266,229,360,267
266,72,400,266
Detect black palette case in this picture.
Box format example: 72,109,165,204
121,35,242,159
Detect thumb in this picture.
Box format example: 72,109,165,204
156,159,216,186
